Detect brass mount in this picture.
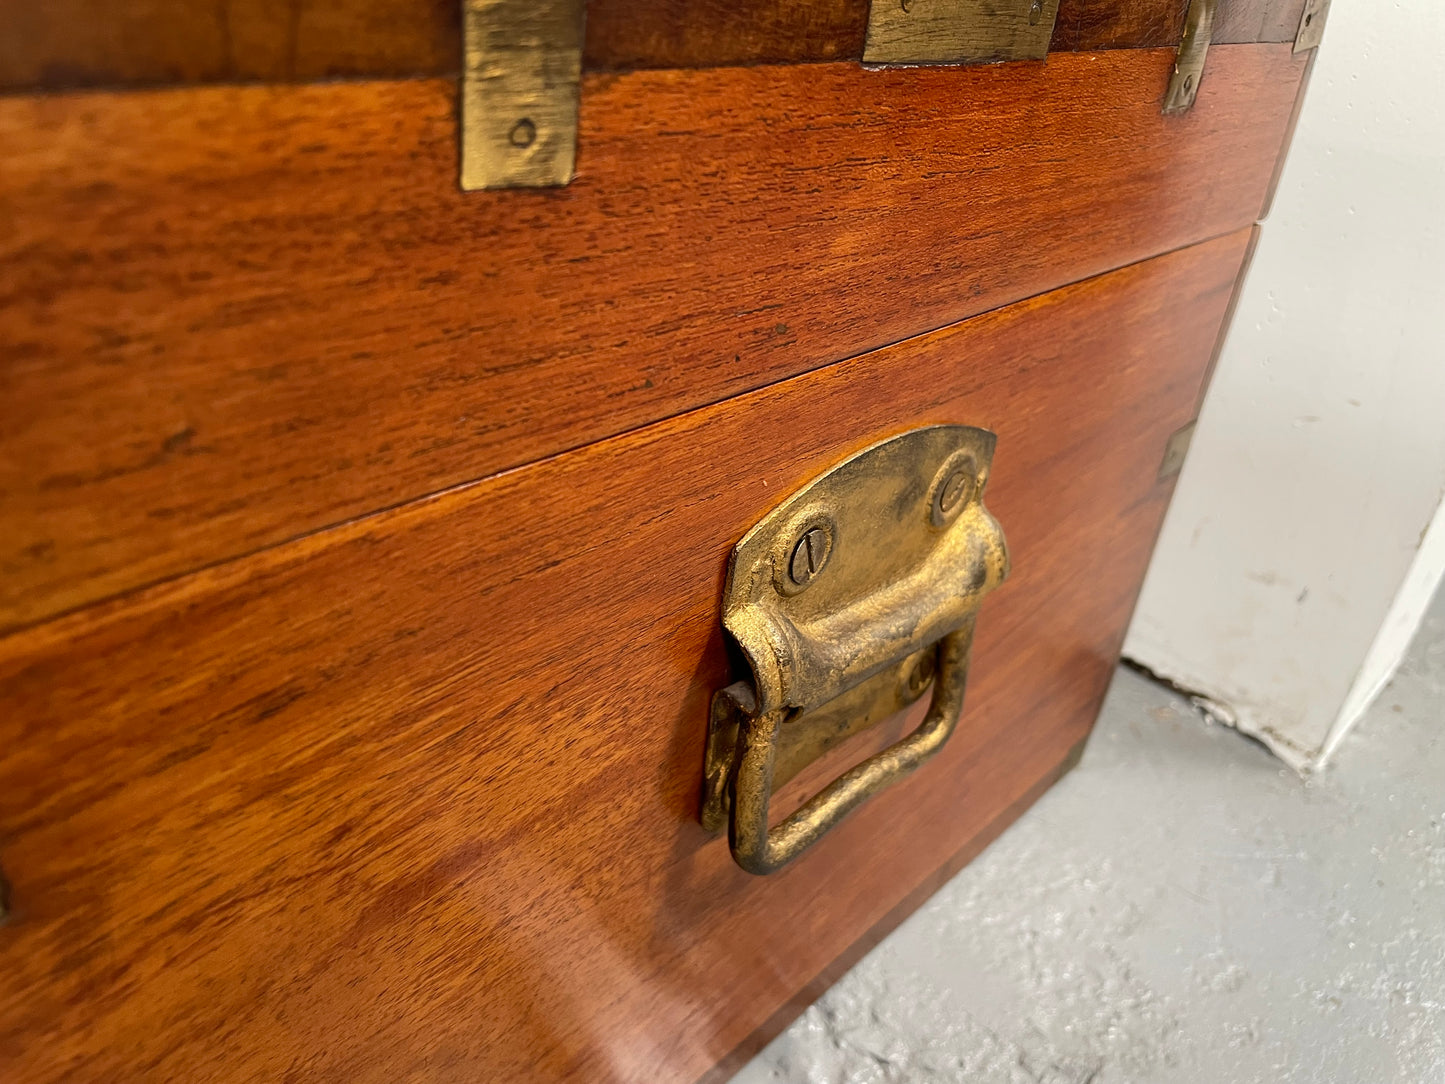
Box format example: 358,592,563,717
701,426,1009,874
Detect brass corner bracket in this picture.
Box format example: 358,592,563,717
1162,0,1216,115
1158,420,1197,480
701,426,1009,874
1293,0,1331,53
460,0,585,191
863,0,1061,66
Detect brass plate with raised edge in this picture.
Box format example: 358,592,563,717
1162,0,1216,115
863,0,1061,66
1294,0,1331,53
460,0,585,191
701,426,1009,874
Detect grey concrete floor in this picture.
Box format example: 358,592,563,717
732,591,1445,1084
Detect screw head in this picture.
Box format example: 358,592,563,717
938,470,972,515
1029,0,1044,25
509,119,537,148
930,452,979,528
788,526,833,588
904,650,936,699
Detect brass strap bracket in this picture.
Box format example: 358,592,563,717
460,0,585,191
864,0,1061,66
1293,0,1331,53
1162,0,1216,115
700,426,1009,874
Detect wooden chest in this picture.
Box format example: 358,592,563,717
0,1,1315,1080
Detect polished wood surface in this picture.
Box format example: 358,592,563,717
0,0,1307,89
1050,0,1307,49
1047,0,1188,50
0,46,1306,632
0,230,1251,1083
586,0,870,70
1212,0,1310,44
0,0,460,88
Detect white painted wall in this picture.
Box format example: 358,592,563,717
1123,0,1445,771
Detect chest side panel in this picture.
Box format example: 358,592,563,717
0,229,1251,1084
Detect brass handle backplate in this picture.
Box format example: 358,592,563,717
700,426,1009,874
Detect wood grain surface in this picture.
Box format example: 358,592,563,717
1051,0,1310,50
1212,0,1310,44
0,0,1309,89
585,0,871,70
0,229,1251,1083
0,46,1307,631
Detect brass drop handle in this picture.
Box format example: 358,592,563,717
700,426,1009,875
721,625,976,874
